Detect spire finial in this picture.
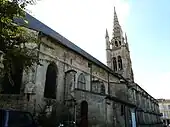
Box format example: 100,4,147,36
125,32,129,51
125,32,127,42
113,6,122,37
105,28,109,38
113,6,119,25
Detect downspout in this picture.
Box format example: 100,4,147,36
63,72,66,105
107,72,110,95
90,65,92,91
88,63,92,91
106,72,110,127
63,52,66,104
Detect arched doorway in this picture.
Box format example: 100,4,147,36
80,101,88,127
44,62,57,99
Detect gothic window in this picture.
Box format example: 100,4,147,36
100,83,105,94
119,41,121,45
113,57,117,71
44,62,57,99
118,56,123,70
77,73,86,90
115,41,118,47
80,101,88,127
1,61,23,94
168,105,170,109
121,104,125,116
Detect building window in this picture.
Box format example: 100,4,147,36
121,105,125,116
115,41,118,47
44,62,57,99
168,105,170,109
100,83,105,94
118,56,123,70
113,57,117,71
119,41,121,45
77,73,86,90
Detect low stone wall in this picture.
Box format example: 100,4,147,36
0,94,25,110
0,94,35,112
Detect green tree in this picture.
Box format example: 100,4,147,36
0,0,40,87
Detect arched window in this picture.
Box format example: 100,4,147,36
80,101,88,127
100,83,105,94
118,56,123,70
77,73,86,90
119,41,121,45
44,62,57,99
115,41,118,47
121,105,125,116
113,57,117,71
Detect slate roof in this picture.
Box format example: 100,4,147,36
14,13,123,79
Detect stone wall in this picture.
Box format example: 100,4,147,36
134,84,162,126
74,90,107,127
33,34,124,106
0,94,36,113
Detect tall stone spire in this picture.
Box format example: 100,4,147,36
113,7,120,27
113,7,122,38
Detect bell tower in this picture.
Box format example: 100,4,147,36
105,7,134,82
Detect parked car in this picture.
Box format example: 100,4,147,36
0,109,38,127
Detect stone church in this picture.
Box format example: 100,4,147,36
0,7,162,127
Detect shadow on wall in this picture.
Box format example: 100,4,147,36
37,100,73,127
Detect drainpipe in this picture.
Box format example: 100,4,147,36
90,64,92,91
107,72,110,95
106,72,110,127
63,52,67,104
88,63,92,91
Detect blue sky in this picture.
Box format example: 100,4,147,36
125,0,170,99
27,0,170,99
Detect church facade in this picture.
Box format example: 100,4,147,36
0,7,162,127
